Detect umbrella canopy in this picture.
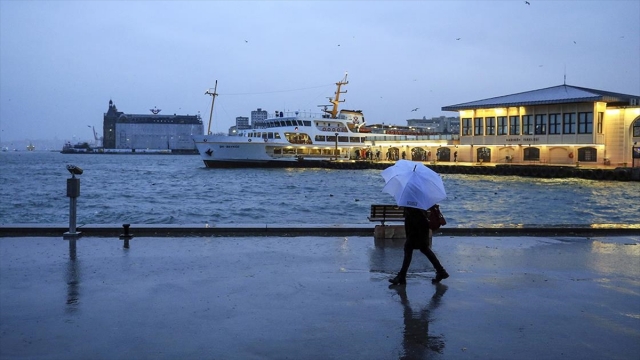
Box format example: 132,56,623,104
381,160,447,210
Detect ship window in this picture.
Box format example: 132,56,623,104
273,148,282,154
286,120,293,126
262,133,268,139
296,120,303,126
315,135,326,142
310,148,321,155
350,137,360,143
296,148,309,155
303,121,311,126
283,148,296,155
338,136,348,142
275,133,282,139
327,135,337,142
268,132,274,139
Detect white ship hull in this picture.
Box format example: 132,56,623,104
193,121,365,168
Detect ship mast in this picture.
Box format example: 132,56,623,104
205,81,218,135
323,73,348,119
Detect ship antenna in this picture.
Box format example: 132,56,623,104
205,80,218,135
322,72,348,119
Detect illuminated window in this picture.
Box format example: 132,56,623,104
462,118,472,135
597,112,604,134
523,147,540,161
497,116,507,135
633,119,640,137
477,147,491,162
509,116,520,135
486,117,495,135
522,115,533,135
578,112,593,134
563,113,576,134
474,118,484,135
578,147,597,162
549,114,561,134
534,114,547,134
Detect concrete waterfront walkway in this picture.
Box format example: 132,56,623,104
1,234,639,360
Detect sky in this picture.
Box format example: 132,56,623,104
1,0,639,145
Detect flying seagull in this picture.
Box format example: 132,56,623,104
456,38,461,40
411,108,419,112
525,1,530,4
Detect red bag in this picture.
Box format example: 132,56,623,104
428,204,446,231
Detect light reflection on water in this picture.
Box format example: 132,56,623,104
0,151,638,226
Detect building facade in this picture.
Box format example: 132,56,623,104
236,116,250,130
251,108,269,128
103,100,203,151
441,85,640,166
406,116,460,134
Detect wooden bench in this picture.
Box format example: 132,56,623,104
368,204,404,225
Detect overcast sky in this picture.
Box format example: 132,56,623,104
1,0,639,143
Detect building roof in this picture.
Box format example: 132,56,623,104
441,84,639,111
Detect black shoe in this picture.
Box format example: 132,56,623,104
388,275,406,285
432,270,449,283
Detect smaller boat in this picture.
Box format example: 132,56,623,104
27,142,35,151
61,141,95,154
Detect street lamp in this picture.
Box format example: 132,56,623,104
334,133,339,160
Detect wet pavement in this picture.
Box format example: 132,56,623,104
1,235,639,360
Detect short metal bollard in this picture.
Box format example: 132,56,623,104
63,165,83,240
119,224,133,248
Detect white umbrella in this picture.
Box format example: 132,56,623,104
381,160,447,210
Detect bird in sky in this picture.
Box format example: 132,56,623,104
245,40,248,43
456,38,461,40
411,108,419,112
573,40,577,44
525,1,530,5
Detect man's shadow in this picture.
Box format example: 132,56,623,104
391,283,448,358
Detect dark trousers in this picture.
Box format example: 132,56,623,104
398,243,444,278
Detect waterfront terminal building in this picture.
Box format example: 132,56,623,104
438,85,640,167
103,100,203,153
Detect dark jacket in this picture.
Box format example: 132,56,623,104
404,207,430,249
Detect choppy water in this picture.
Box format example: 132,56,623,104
0,151,638,226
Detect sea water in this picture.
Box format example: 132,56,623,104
0,151,638,226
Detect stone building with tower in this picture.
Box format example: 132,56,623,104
103,100,203,153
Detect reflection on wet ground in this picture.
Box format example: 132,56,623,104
1,235,638,359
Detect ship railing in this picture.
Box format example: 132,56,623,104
366,134,460,141
268,111,334,120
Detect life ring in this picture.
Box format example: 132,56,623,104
354,116,358,121
248,139,252,142
264,138,268,142
568,152,574,159
322,127,327,131
203,138,207,142
331,128,336,132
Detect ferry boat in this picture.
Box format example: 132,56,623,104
193,74,395,168
62,141,91,153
